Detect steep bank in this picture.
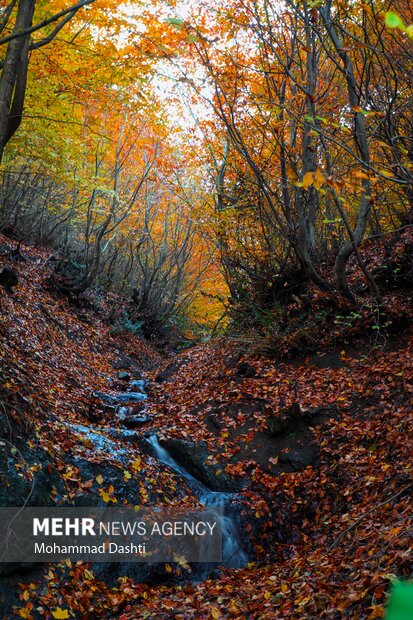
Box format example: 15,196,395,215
0,234,412,619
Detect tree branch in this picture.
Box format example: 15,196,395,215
0,0,96,46
29,9,77,50
329,482,413,551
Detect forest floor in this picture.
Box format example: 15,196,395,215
0,233,412,620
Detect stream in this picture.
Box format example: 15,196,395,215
64,375,249,580
146,434,248,572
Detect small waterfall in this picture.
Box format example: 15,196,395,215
146,435,248,572
67,378,248,581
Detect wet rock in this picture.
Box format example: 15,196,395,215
69,457,141,507
158,438,245,493
118,371,131,381
93,390,118,404
117,392,147,403
93,391,147,404
122,415,149,429
130,379,145,391
116,405,131,420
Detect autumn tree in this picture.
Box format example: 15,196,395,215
0,0,101,162
141,0,412,306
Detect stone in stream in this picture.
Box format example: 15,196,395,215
93,391,147,404
157,437,245,493
130,379,145,391
118,371,131,381
116,406,130,420
93,391,118,404
118,392,147,403
122,415,150,428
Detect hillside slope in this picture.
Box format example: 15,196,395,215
0,234,411,620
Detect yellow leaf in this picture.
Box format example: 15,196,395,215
354,170,369,179
264,591,271,600
124,470,131,480
96,474,103,485
302,171,314,189
52,609,70,619
287,167,298,181
99,490,111,503
314,168,325,189
211,606,221,619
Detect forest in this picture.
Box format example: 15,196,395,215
0,0,412,618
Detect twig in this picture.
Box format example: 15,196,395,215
329,482,413,551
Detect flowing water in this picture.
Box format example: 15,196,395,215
65,377,248,576
146,434,248,571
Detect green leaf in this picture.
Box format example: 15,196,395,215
385,581,413,620
385,11,405,29
166,17,184,28
186,35,199,43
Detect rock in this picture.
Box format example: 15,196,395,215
0,566,45,615
93,391,118,404
155,359,183,383
117,392,147,403
158,438,245,493
118,371,131,381
0,411,10,438
0,442,65,510
116,406,131,420
111,353,136,371
235,361,257,378
130,379,145,391
306,352,347,369
207,414,221,430
93,391,147,404
122,415,149,428
278,441,319,470
0,438,66,578
267,402,301,436
0,267,18,293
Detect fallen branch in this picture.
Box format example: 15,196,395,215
329,482,413,551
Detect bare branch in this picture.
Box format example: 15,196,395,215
0,0,96,46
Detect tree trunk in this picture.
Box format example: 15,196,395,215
320,3,375,299
0,0,35,162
